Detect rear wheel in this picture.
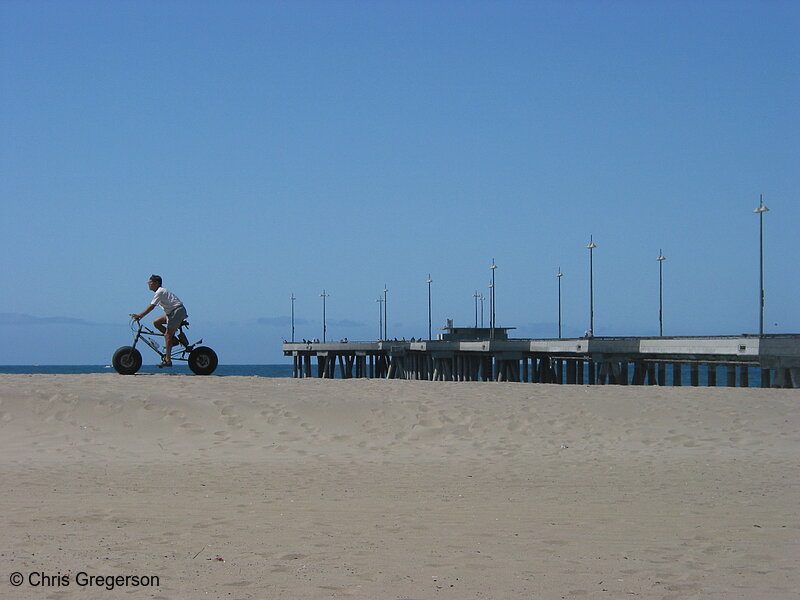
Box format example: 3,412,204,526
112,346,142,375
188,346,218,375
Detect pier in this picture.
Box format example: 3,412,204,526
283,333,800,388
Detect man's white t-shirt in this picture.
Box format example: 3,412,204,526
151,287,183,313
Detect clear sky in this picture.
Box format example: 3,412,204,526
1,0,798,365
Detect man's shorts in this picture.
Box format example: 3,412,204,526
166,305,188,330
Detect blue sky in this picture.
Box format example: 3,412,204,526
1,0,798,364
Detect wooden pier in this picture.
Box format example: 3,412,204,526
283,334,800,388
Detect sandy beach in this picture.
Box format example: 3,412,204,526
1,374,797,599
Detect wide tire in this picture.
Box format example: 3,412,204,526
112,346,142,375
188,346,218,375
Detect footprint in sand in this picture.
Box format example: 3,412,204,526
180,422,205,433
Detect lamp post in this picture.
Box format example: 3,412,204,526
586,236,596,336
473,291,480,328
490,259,497,338
488,282,494,337
320,290,330,342
556,268,564,339
753,195,769,336
656,250,666,336
426,275,433,340
290,293,296,342
479,295,485,328
383,285,389,340
376,297,384,340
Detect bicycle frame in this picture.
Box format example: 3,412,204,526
129,319,201,363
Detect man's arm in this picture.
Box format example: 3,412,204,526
130,304,156,321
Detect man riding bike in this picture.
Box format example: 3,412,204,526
130,275,189,368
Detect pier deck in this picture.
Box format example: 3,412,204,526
283,334,800,388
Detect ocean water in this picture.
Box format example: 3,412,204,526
0,364,294,377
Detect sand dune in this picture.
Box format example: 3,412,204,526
1,374,798,599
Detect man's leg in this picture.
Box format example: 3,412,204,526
153,315,173,366
164,327,176,364
153,315,167,334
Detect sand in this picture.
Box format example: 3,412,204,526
0,374,798,599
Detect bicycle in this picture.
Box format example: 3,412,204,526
112,318,218,375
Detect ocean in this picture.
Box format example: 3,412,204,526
0,364,294,377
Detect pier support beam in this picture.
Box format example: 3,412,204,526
740,365,749,388
772,367,800,388
672,363,682,386
657,363,666,386
566,360,577,384
632,362,645,385
726,365,736,387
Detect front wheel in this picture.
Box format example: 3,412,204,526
188,346,218,375
112,346,142,375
